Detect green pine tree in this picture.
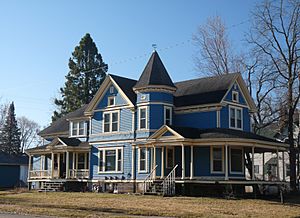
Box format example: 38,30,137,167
52,33,108,121
0,102,21,155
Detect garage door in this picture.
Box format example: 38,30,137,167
0,165,20,188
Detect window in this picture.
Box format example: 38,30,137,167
212,146,223,173
98,147,123,172
232,91,239,102
254,165,259,174
108,96,115,106
229,107,242,129
166,147,174,168
71,121,86,136
164,107,172,125
138,148,148,172
103,111,119,133
109,86,114,94
77,153,85,169
139,107,147,130
230,148,243,173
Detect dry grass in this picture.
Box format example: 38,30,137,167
0,190,299,217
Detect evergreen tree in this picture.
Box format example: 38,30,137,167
0,102,21,155
52,33,108,121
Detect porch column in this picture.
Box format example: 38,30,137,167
51,152,54,178
225,144,228,181
190,146,194,180
262,152,265,181
66,151,69,179
276,149,280,181
252,146,255,180
72,152,75,170
161,147,164,179
28,155,32,179
282,151,286,182
57,153,60,178
131,146,135,180
153,145,156,178
181,144,185,179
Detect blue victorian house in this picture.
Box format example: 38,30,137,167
26,51,288,195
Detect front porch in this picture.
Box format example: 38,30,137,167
26,137,90,182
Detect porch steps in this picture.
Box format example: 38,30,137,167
39,181,65,192
144,180,164,195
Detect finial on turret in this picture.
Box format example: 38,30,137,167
152,44,157,52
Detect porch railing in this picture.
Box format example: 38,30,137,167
69,169,89,179
162,164,178,196
29,170,51,179
143,165,158,194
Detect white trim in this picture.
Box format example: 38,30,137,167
229,105,243,130
164,106,172,125
232,91,239,103
210,145,225,174
137,102,174,107
107,96,115,107
102,110,120,133
138,147,148,173
138,106,148,130
229,147,244,175
98,146,123,173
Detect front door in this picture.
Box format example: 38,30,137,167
165,147,175,175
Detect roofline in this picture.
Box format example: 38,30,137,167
133,85,177,94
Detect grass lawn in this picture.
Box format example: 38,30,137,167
0,190,300,218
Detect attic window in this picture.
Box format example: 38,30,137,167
232,91,239,103
108,96,115,106
110,86,114,94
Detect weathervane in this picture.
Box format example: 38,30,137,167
152,44,157,51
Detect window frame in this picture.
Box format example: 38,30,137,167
229,106,243,130
70,120,87,137
232,91,239,103
138,147,148,173
138,106,148,130
98,147,123,173
210,146,224,174
229,147,244,174
102,110,120,133
108,96,115,107
164,106,172,126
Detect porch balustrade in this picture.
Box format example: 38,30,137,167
29,170,51,179
69,169,89,179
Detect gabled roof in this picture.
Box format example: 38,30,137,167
174,73,238,107
109,74,137,103
39,104,88,137
133,51,176,90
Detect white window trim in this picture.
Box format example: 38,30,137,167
103,110,120,133
229,147,244,175
107,96,115,107
210,146,224,174
98,147,123,173
138,106,148,130
138,147,148,173
70,121,87,137
232,91,239,103
166,147,175,169
164,106,172,125
229,106,243,130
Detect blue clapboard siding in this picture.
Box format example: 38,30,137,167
174,111,217,129
137,92,173,104
91,111,103,134
243,108,250,132
90,143,132,180
120,108,133,132
149,104,164,130
96,85,127,109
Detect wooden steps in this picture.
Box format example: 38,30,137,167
39,181,65,192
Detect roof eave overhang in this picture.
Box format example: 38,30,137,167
133,85,177,94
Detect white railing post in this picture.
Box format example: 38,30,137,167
162,164,178,196
142,165,158,194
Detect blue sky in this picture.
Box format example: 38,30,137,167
0,0,257,127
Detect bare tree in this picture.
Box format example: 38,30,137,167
18,116,41,153
249,0,300,191
193,16,240,76
0,103,8,128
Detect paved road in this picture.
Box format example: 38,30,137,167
0,214,55,218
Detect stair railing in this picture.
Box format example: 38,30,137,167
143,165,158,194
162,164,178,196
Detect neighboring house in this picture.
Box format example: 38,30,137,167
26,51,288,195
0,153,28,188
